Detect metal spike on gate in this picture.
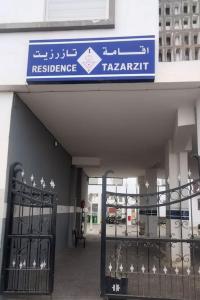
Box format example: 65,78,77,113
152,265,157,274
21,170,25,178
130,265,134,273
42,181,46,189
145,181,149,189
12,260,16,268
30,174,34,183
187,268,191,276
141,265,145,273
23,260,26,267
40,262,44,269
40,177,44,186
163,266,167,274
33,260,36,268
119,264,123,272
175,267,179,275
43,261,46,268
33,181,36,188
50,179,55,189
19,262,23,269
108,263,112,272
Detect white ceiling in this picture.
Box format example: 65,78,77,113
18,82,200,177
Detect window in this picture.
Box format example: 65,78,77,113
192,17,198,28
0,0,114,32
194,34,198,44
166,20,171,28
159,50,163,62
183,18,189,28
185,48,190,60
46,0,110,22
174,5,180,15
183,4,188,14
165,6,170,15
193,19,197,25
195,48,200,60
175,35,181,46
92,203,98,213
193,4,197,14
184,34,189,45
167,49,172,62
175,48,181,61
198,224,200,235
166,36,171,45
174,19,180,29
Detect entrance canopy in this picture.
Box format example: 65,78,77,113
18,81,200,177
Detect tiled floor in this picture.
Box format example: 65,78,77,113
0,235,102,300
53,235,101,300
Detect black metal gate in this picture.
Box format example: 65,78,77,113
1,163,57,294
101,171,200,299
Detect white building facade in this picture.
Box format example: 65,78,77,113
1,0,200,297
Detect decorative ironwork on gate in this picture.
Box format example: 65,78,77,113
1,163,57,294
100,171,200,300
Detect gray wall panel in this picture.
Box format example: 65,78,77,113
7,95,72,206
6,95,74,251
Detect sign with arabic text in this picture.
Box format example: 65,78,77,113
26,36,155,83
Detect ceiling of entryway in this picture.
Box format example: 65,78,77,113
18,82,200,177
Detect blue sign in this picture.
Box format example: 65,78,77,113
27,36,155,83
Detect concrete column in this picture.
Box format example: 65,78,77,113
98,190,102,225
138,176,147,236
166,141,179,238
179,152,190,267
166,141,190,267
196,99,200,156
138,169,157,237
0,92,13,268
146,169,158,237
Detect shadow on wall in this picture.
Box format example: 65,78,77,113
6,95,75,253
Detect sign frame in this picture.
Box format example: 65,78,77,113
26,35,155,83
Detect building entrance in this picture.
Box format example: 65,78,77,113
1,82,200,300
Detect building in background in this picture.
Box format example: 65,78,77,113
87,178,137,229
159,0,200,61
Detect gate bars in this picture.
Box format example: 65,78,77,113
1,163,57,294
100,172,200,300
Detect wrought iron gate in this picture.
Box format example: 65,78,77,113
1,163,57,294
101,171,200,300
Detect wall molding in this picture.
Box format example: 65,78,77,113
0,0,115,33
1,204,82,219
